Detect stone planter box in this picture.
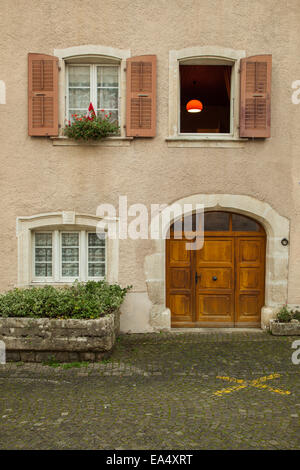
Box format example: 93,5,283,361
0,310,120,362
270,319,300,336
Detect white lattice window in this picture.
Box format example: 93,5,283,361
66,64,120,124
32,230,106,283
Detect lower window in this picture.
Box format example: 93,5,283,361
33,230,106,282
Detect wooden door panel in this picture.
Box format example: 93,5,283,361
238,240,261,264
169,240,191,266
238,294,261,317
197,294,233,319
170,268,191,289
196,237,235,324
169,294,192,321
197,239,233,265
167,224,266,327
199,268,232,289
239,268,260,289
235,237,265,325
167,239,194,325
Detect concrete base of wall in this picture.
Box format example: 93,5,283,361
120,292,154,333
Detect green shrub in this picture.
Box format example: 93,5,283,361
64,113,119,141
0,281,131,319
292,310,300,321
276,305,292,323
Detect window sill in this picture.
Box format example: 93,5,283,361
30,279,104,286
165,136,247,148
51,136,133,147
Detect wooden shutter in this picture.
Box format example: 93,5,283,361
239,55,272,138
126,55,156,137
28,53,59,136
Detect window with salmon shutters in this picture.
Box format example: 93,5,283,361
239,55,272,138
28,53,59,136
126,55,156,137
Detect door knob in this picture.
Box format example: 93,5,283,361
212,276,217,281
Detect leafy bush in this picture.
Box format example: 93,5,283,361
276,305,292,323
64,112,119,141
292,310,300,321
0,281,131,319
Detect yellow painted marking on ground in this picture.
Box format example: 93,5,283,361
214,374,291,397
213,384,248,397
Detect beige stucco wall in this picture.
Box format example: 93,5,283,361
0,0,300,330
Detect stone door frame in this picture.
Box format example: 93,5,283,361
144,194,290,330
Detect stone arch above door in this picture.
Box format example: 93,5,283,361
144,194,290,330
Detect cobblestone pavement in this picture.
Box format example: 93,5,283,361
0,330,299,450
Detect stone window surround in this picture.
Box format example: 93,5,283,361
16,211,119,287
166,46,247,148
52,45,132,147
144,194,290,330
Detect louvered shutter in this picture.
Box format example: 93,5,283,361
239,55,272,138
126,55,156,137
28,53,59,136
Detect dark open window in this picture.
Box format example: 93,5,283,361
180,64,232,134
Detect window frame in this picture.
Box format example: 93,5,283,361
167,46,246,147
87,231,107,281
32,231,54,283
31,229,107,284
54,46,131,140
178,59,234,137
66,63,121,126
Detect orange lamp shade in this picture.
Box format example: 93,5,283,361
186,99,203,113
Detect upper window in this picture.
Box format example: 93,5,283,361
180,64,232,134
170,212,263,233
66,64,120,124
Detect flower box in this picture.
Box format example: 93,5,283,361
270,319,300,336
0,310,120,362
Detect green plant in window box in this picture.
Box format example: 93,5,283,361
64,111,119,141
275,305,292,323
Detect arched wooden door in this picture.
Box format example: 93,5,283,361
166,212,266,328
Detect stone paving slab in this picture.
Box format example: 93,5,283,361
0,331,299,449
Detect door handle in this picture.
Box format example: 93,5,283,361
195,272,201,284
212,276,218,281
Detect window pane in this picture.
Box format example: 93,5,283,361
88,233,105,247
88,248,105,262
204,212,230,231
35,248,52,262
88,264,105,277
61,233,79,277
34,233,52,277
232,214,260,232
62,263,79,277
62,247,79,262
97,109,118,124
88,233,105,277
62,233,79,246
35,264,52,277
35,233,52,246
69,66,90,87
69,88,90,109
97,66,118,87
97,88,118,110
68,109,87,122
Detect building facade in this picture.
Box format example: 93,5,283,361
1,0,300,332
